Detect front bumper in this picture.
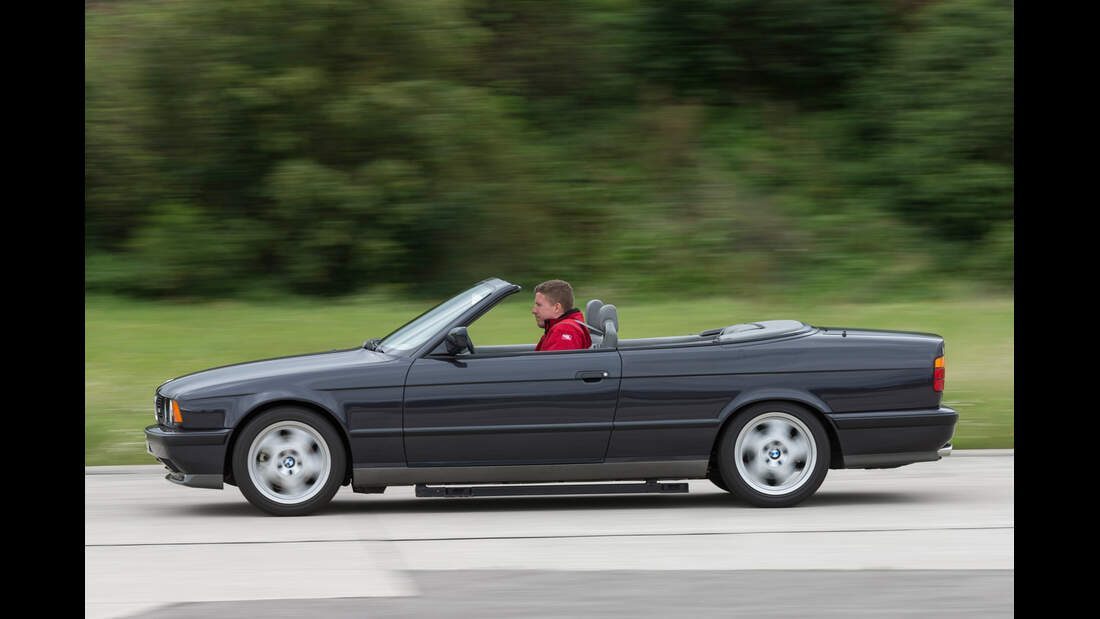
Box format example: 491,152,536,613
144,425,232,489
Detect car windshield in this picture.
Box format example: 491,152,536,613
378,282,496,354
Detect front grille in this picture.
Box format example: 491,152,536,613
155,395,168,425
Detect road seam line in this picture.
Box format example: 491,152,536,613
86,525,1014,548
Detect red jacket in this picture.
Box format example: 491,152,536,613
536,309,593,351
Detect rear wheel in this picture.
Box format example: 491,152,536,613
232,407,346,516
716,402,829,507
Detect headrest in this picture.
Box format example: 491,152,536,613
600,321,617,349
585,299,604,326
597,304,618,348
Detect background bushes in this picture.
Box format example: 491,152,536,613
85,0,1013,300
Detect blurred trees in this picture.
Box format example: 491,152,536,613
852,0,1014,243
636,0,894,106
85,0,1013,300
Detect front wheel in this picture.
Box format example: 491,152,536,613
232,407,347,516
715,403,830,507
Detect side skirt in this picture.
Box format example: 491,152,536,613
352,459,708,493
416,481,689,498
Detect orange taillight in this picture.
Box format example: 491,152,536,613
933,356,945,391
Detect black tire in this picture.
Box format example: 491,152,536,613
715,402,830,507
232,406,347,516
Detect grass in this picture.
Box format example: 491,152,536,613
85,292,1013,465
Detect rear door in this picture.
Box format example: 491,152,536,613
403,349,622,466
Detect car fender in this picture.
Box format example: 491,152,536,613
234,390,347,430
716,388,833,424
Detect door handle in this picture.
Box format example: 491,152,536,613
575,370,610,382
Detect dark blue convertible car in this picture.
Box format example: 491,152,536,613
146,277,957,516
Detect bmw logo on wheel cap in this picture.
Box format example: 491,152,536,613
284,457,296,468
769,449,781,459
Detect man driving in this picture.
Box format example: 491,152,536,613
532,279,592,351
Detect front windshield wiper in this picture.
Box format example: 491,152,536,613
362,338,384,352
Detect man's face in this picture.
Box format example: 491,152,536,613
532,292,562,328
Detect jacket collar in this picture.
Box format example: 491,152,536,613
544,308,582,331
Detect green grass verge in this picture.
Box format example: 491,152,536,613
85,293,1013,465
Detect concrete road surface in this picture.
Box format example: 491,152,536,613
85,450,1013,618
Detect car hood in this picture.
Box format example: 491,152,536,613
157,347,395,399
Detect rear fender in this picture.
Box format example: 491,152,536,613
717,389,833,422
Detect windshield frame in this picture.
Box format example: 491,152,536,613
376,278,520,357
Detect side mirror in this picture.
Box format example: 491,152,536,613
443,327,474,356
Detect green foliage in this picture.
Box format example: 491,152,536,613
635,0,895,105
85,0,1013,301
850,0,1014,244
467,0,643,125
89,203,268,298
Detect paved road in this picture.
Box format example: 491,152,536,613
85,450,1013,618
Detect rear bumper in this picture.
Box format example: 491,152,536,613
144,425,232,489
826,407,958,469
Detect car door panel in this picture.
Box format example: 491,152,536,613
403,350,622,466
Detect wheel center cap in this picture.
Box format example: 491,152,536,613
769,449,781,460
284,457,296,468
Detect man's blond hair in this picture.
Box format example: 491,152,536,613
534,280,575,311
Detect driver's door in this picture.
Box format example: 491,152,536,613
402,349,621,466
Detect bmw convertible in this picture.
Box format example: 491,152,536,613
145,277,957,516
